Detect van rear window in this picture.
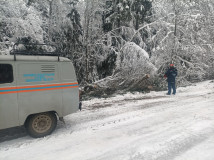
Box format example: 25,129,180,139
0,64,14,84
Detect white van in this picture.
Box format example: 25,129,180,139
0,51,79,138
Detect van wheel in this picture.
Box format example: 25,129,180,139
26,112,57,138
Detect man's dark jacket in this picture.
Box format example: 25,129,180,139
164,67,177,83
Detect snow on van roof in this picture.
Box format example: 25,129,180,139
0,55,71,62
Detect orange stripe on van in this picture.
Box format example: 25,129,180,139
0,82,78,90
0,82,79,94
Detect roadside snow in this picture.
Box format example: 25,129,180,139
0,81,214,160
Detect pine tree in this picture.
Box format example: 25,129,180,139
102,0,152,31
131,0,152,30
66,7,82,57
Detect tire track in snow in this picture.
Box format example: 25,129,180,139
64,91,211,132
0,88,213,151
0,96,168,143
89,97,214,160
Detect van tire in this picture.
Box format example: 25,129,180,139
26,112,57,138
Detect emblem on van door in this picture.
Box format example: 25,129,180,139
24,73,55,82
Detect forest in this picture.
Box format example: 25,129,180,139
0,0,214,97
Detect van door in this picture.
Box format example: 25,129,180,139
16,62,62,125
60,62,79,115
0,63,18,130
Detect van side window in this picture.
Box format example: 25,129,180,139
0,64,14,84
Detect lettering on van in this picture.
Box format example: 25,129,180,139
24,73,55,82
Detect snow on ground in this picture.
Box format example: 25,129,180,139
0,81,214,160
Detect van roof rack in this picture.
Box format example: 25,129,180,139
10,43,60,61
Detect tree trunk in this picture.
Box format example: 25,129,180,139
135,11,139,30
48,0,53,42
172,0,177,63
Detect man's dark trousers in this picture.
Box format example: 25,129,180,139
168,82,176,95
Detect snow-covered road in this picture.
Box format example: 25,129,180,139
0,81,214,160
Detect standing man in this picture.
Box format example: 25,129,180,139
164,64,177,95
